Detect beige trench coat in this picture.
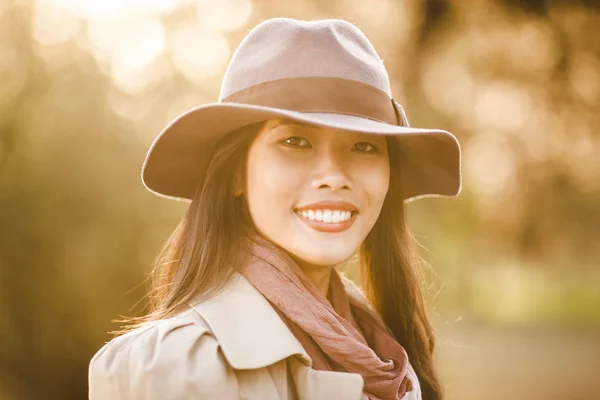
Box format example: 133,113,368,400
89,273,421,400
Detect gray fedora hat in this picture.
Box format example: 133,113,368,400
141,17,462,202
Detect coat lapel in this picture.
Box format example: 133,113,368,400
189,272,310,370
289,357,365,400
189,272,365,400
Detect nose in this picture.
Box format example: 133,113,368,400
311,151,353,192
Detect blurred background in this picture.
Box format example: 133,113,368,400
1,0,599,399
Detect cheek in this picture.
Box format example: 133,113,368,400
355,159,390,208
245,147,305,225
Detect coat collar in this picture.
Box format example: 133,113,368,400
189,271,311,370
189,271,368,399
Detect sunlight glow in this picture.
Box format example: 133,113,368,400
110,17,166,72
423,53,476,119
170,24,230,84
32,0,249,92
513,21,560,75
475,81,531,133
42,0,182,20
32,1,80,45
86,16,167,93
195,0,252,32
464,131,518,199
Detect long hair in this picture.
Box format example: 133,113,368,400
121,121,443,400
361,138,443,400
121,121,264,326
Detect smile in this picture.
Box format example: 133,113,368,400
294,209,357,233
297,209,353,223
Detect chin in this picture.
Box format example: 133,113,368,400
289,232,361,263
291,246,357,267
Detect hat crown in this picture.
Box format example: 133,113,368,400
219,18,392,101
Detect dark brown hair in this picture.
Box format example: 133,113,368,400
121,121,443,400
361,137,443,399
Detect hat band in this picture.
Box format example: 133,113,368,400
221,77,406,126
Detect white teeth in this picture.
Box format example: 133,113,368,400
296,209,354,223
332,210,341,223
315,210,323,222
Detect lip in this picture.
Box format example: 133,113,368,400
294,201,359,233
295,200,359,212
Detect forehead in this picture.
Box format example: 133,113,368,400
260,118,383,140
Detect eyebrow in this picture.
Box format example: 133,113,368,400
268,120,385,142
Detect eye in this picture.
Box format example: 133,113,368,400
352,142,380,153
280,136,312,148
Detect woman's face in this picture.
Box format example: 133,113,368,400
243,119,390,266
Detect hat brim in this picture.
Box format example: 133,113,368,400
141,102,462,202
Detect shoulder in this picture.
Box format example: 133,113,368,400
88,308,239,400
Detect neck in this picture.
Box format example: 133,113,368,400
292,256,334,298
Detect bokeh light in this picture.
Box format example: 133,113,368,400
196,0,252,32
170,23,231,84
2,1,599,399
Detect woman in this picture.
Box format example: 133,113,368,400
89,17,462,400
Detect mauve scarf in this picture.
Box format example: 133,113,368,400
239,234,413,400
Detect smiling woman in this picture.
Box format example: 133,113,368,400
243,120,391,277
88,17,462,400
